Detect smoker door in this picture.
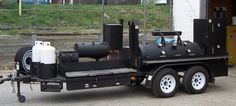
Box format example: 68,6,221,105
194,18,226,56
210,19,226,56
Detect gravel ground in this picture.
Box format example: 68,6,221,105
0,67,236,106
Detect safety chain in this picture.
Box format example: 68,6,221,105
11,74,16,93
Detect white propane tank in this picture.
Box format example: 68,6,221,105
40,42,56,64
39,42,57,79
32,41,43,63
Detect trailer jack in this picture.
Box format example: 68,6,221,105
0,72,30,103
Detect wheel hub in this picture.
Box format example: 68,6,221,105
22,50,32,72
191,72,206,90
160,75,176,93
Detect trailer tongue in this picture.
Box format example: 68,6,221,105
0,19,228,103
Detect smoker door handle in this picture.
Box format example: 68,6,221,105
177,35,182,46
152,31,182,36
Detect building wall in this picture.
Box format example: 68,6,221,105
173,0,201,41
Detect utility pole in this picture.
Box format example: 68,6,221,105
70,0,73,5
100,0,105,42
63,0,65,5
169,0,173,30
33,0,39,43
142,0,147,45
19,0,22,16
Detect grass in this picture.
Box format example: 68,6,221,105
0,3,171,35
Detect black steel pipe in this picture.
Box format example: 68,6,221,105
128,20,140,69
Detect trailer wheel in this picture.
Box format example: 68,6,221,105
152,68,179,98
183,66,209,94
15,46,33,75
18,95,26,103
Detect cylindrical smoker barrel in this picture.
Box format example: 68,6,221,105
74,42,109,59
139,42,203,61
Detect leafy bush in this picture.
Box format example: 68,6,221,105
0,0,16,9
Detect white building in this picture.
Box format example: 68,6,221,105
173,0,207,41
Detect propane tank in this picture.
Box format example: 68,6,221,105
32,41,43,62
31,41,43,75
38,42,57,79
40,42,56,64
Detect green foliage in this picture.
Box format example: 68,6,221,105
0,0,17,9
0,4,171,35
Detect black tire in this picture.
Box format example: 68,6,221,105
183,66,209,94
15,46,33,75
152,68,179,98
18,95,26,103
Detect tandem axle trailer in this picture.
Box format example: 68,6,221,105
0,19,228,103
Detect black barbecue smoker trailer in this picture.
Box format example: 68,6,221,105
0,19,228,103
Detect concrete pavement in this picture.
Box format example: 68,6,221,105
0,68,236,106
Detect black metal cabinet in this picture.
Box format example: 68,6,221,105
194,18,226,56
233,0,236,16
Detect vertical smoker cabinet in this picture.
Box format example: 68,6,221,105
194,19,227,56
227,26,236,65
